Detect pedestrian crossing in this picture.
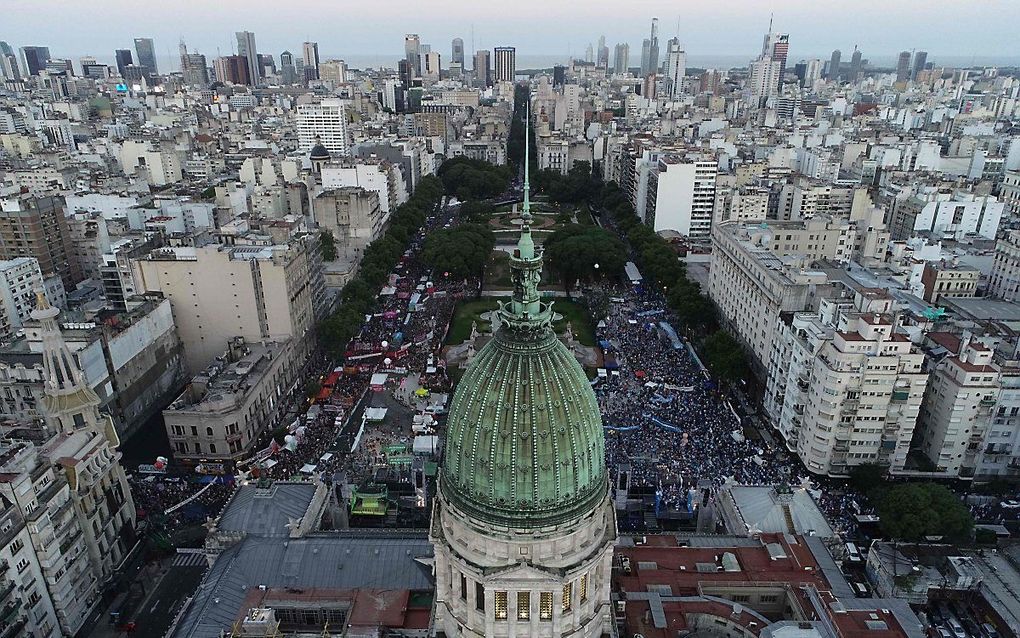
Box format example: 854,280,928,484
171,552,207,568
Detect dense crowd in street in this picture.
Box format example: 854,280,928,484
586,284,869,536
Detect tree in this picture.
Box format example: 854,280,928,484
848,463,888,495
319,230,337,261
876,483,973,542
422,223,496,280
668,281,716,333
700,330,749,385
543,224,626,295
460,200,496,222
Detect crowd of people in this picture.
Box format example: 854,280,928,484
585,284,868,536
129,198,465,534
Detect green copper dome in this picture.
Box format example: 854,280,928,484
442,318,607,529
441,101,607,529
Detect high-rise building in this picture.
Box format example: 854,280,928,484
235,30,259,84
424,51,441,81
404,34,422,78
0,194,77,287
179,42,208,86
319,59,348,84
494,46,516,83
896,50,912,83
297,98,351,156
474,49,491,87
597,35,609,68
584,43,594,64
213,55,251,85
133,37,157,75
647,155,716,237
827,49,841,81
19,46,50,76
663,38,686,100
452,37,464,67
280,50,296,84
613,43,629,75
766,312,928,476
912,50,928,80
114,48,133,78
849,47,863,81
431,116,616,638
302,41,320,79
762,32,789,87
552,64,566,87
0,41,20,80
640,18,660,75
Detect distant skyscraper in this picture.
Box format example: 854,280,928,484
179,42,208,86
302,42,320,79
474,49,491,87
405,34,422,78
614,43,630,75
133,37,157,75
235,31,259,84
849,47,863,81
494,46,516,83
641,18,660,75
553,64,566,87
664,38,686,100
912,50,928,80
597,35,609,68
763,32,789,87
452,38,464,67
896,50,912,83
828,49,842,82
114,49,133,78
214,55,251,85
585,43,594,63
280,50,296,84
19,46,50,76
0,41,20,79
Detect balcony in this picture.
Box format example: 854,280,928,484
0,599,21,624
0,617,26,638
980,396,997,406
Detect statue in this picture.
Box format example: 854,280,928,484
469,320,479,342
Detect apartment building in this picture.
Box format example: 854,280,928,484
164,336,298,465
133,238,317,374
0,194,77,288
796,313,927,476
319,159,407,216
647,155,718,240
919,260,980,304
297,99,350,156
313,187,385,257
708,218,858,368
916,340,1000,477
987,230,1020,301
0,258,46,343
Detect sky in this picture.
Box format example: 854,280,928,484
4,0,1019,66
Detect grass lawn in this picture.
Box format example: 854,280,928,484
446,299,499,345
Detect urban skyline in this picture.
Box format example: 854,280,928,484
3,0,1019,62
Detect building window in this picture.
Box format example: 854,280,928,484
562,582,572,612
494,591,508,620
580,574,588,602
540,592,553,620
517,592,530,620
475,582,484,611
206,426,213,437
460,574,467,600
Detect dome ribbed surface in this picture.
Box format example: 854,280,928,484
309,144,330,161
442,324,607,528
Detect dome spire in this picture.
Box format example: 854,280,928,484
502,89,550,331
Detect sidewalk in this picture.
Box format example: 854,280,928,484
88,558,173,638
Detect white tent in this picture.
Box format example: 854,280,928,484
413,436,439,454
299,463,317,474
365,407,388,421
319,452,333,462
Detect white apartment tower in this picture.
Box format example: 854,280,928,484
297,99,351,156
663,39,686,100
